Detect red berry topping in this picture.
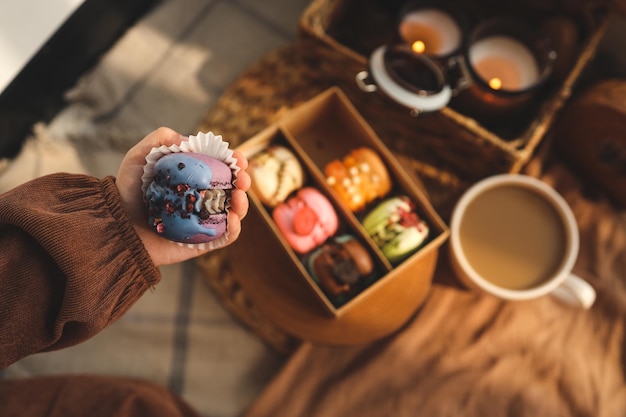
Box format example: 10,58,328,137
293,205,318,236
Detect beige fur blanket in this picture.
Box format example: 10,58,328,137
243,156,626,417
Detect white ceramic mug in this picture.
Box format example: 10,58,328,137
449,174,595,308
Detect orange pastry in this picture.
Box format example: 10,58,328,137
325,147,392,211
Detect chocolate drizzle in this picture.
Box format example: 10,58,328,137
319,242,361,286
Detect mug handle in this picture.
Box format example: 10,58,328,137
550,273,596,309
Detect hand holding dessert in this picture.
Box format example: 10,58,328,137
116,127,250,266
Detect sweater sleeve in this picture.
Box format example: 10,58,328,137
0,173,161,369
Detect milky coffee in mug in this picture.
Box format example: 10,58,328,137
449,174,595,308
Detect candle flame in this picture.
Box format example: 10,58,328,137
411,40,426,54
489,77,502,90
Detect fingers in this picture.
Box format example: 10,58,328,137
213,152,250,246
232,151,251,192
234,170,251,192
216,189,249,249
233,150,248,170
128,127,186,157
226,212,242,244
144,126,185,149
229,153,250,237
230,189,249,221
119,128,185,173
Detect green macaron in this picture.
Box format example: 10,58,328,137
362,196,429,264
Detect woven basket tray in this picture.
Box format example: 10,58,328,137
297,0,610,180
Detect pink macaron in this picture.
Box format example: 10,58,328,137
272,187,339,254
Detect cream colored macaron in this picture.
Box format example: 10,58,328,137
248,145,305,207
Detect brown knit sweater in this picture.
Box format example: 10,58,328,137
0,173,161,369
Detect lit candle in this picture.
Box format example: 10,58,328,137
398,8,462,57
468,35,540,91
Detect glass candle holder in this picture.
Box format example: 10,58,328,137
356,44,452,116
397,1,468,60
453,17,557,120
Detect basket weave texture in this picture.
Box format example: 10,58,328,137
297,0,610,180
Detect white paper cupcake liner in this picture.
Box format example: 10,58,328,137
141,131,240,250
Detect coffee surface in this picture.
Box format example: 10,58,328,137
459,185,567,290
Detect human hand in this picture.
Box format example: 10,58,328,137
116,127,250,266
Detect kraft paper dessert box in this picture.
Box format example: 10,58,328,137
232,87,449,320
